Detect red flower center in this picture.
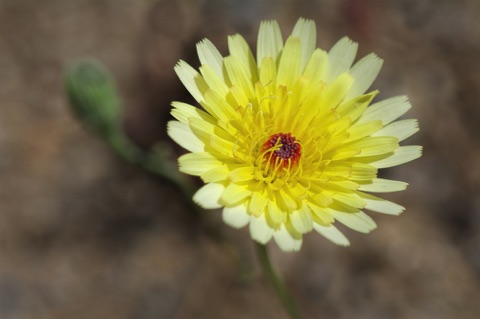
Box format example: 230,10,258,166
261,133,302,171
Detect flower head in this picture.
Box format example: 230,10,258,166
168,18,422,251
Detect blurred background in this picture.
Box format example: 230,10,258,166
1,0,480,318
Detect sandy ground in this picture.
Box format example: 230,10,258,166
1,0,480,318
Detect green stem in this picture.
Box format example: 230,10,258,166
65,59,195,202
255,243,304,319
107,130,196,201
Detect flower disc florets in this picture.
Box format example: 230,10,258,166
260,132,301,177
168,18,422,251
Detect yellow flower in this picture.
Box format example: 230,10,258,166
168,18,422,251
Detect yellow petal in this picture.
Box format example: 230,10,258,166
372,119,419,142
332,192,366,209
171,101,214,124
322,72,354,111
307,203,334,225
291,18,316,71
326,37,358,83
332,211,377,233
346,53,383,99
307,189,333,207
193,183,225,209
289,205,313,233
223,205,250,229
179,152,220,176
197,38,224,80
201,165,229,183
189,117,236,156
249,214,274,244
203,88,237,123
228,34,258,83
336,91,376,122
302,49,328,87
339,136,399,158
276,188,298,211
358,95,412,125
257,20,283,62
322,162,377,181
344,120,383,144
174,60,208,103
220,183,251,206
267,201,286,227
313,223,350,246
249,190,269,217
358,192,405,215
273,223,303,252
167,121,204,153
228,85,250,107
277,36,302,87
224,55,255,100
258,56,277,92
199,65,229,98
365,145,423,168
229,166,255,183
358,178,408,193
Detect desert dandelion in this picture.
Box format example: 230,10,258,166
168,18,422,252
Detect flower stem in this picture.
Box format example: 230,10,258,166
65,59,195,201
255,243,304,319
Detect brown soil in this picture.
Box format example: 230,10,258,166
1,1,480,318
